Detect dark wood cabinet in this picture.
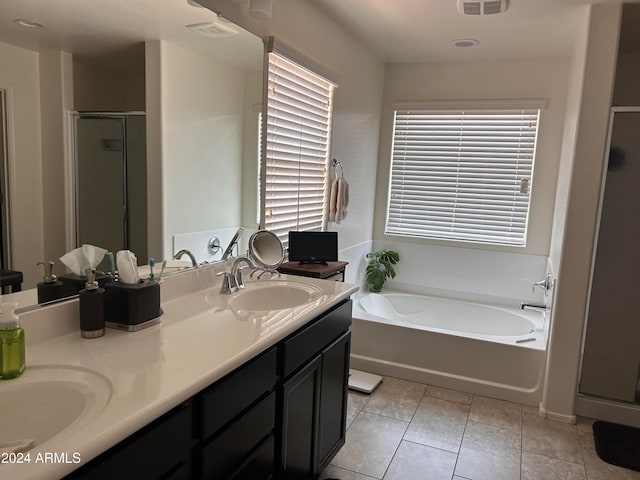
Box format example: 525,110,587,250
64,401,193,480
64,300,352,480
278,301,352,479
317,332,351,472
196,348,278,480
280,355,323,478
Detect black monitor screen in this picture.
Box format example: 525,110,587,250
288,231,338,264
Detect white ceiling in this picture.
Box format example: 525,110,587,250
0,0,262,72
0,0,636,71
310,0,629,63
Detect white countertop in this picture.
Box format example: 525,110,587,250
0,266,358,480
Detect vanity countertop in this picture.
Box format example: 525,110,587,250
0,268,358,480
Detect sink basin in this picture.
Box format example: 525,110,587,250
0,365,112,448
207,280,324,312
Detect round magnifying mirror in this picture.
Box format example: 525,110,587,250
248,230,285,269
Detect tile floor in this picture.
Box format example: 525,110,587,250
319,376,640,480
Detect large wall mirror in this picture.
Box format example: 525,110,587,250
0,0,264,308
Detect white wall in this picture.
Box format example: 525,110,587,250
374,58,570,258
548,11,590,274
157,41,246,260
0,41,44,288
240,71,263,229
541,4,621,423
206,0,386,251
145,41,163,261
73,60,145,112
39,50,74,283
613,52,640,106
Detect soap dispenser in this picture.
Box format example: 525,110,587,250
79,268,105,338
0,302,25,379
36,261,64,303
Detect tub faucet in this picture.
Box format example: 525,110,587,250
520,303,549,312
222,227,244,260
533,273,554,296
173,249,197,267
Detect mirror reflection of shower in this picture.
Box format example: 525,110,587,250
0,90,11,269
72,113,147,267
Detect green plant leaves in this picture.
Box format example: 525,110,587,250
365,249,400,291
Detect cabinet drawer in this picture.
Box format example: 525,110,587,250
66,402,191,480
229,435,275,480
281,300,351,378
200,392,276,480
199,348,276,439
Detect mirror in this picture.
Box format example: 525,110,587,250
248,230,285,271
0,0,264,308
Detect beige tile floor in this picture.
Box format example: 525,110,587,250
319,376,640,480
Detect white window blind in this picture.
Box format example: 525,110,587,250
386,104,541,246
263,52,335,245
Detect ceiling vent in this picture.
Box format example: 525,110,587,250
186,21,238,38
457,0,508,15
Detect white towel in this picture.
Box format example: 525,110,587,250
0,439,35,455
329,177,349,223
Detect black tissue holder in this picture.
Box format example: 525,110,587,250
104,281,162,331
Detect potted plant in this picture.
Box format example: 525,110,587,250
365,249,400,292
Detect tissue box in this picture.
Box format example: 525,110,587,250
104,281,161,331
59,272,112,298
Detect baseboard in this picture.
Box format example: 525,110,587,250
350,354,541,406
538,404,577,424
574,395,640,428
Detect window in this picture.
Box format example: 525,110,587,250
386,101,543,246
262,51,335,246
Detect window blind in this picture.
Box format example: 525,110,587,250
386,106,541,246
263,52,335,245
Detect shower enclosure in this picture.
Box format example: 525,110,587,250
580,108,640,405
73,113,147,262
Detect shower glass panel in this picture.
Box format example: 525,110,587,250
580,110,640,404
76,116,126,254
74,114,147,262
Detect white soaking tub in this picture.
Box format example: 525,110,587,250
351,290,549,405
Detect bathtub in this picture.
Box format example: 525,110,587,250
351,290,549,405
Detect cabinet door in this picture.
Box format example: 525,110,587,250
279,355,322,479
317,331,351,474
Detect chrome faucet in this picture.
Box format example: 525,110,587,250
221,227,244,260
231,256,255,290
173,249,197,267
533,273,554,296
217,256,255,294
520,303,549,312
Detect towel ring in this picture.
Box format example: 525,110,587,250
332,158,344,179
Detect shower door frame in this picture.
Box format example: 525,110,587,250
68,111,146,254
0,90,12,269
576,106,640,420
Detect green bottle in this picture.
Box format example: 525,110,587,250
0,302,25,380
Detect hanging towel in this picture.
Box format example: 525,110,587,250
329,177,349,223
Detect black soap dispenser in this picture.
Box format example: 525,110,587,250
79,268,105,338
36,261,64,304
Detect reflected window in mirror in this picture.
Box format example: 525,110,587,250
257,112,263,226
261,51,336,247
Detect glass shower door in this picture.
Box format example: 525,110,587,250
75,115,126,256
580,110,640,404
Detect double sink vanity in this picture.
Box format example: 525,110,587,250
0,260,358,479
